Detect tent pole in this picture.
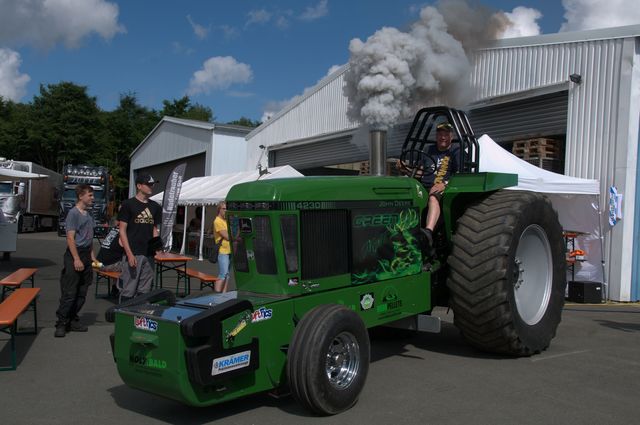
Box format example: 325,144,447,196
198,205,206,261
597,197,608,301
180,205,188,255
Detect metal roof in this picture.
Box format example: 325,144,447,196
487,24,640,50
131,116,252,158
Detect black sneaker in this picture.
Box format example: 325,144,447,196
67,319,88,332
54,325,66,338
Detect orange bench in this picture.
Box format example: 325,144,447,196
95,270,122,298
0,287,40,371
0,268,37,300
179,268,222,292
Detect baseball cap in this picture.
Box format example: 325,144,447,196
436,122,453,131
135,173,157,185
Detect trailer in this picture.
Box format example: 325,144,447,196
0,159,62,233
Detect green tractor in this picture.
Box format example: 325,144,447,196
108,107,566,415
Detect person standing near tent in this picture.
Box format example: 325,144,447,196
213,201,230,292
118,174,162,301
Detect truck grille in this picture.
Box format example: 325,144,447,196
301,210,350,279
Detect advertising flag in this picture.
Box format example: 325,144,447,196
160,163,186,251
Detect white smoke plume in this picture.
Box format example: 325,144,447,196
560,0,640,32
500,7,542,38
435,0,510,52
345,1,504,130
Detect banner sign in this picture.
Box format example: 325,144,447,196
160,163,186,251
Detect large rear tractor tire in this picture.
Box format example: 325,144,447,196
287,304,370,416
447,190,566,356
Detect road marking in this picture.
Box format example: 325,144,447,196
531,349,591,362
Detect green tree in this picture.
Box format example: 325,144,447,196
160,95,214,122
28,82,102,172
226,116,262,128
99,93,158,201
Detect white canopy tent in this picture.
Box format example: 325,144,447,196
478,135,604,290
151,165,303,259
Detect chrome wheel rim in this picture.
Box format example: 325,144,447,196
325,331,360,389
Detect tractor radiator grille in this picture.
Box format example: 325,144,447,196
301,210,350,279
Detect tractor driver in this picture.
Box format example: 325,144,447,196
397,122,460,250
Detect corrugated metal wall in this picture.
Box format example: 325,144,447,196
471,38,625,184
471,37,638,300
245,68,359,171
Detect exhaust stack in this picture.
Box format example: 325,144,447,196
369,130,387,176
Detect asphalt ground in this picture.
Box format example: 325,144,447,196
1,232,639,425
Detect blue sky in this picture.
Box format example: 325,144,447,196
0,0,637,123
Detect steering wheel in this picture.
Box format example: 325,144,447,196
398,149,437,179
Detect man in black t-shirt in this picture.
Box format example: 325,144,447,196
118,174,162,300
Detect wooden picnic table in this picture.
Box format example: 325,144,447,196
154,252,192,296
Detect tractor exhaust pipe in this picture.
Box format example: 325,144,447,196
369,130,387,176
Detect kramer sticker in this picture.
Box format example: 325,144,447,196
211,350,251,376
251,307,273,323
360,293,375,310
288,277,299,287
134,316,158,332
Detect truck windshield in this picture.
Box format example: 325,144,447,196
62,189,76,201
62,188,105,200
0,182,12,194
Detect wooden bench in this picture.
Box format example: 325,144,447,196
95,270,122,298
179,268,222,292
0,268,37,301
0,287,40,371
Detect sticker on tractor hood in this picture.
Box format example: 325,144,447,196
251,307,273,323
360,293,375,310
212,350,251,375
134,316,158,332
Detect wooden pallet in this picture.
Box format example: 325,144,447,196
512,138,562,160
524,158,563,173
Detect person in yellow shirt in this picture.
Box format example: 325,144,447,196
213,201,230,292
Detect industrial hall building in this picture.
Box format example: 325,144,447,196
244,25,640,302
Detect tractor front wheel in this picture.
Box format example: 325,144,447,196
287,304,370,415
447,190,566,356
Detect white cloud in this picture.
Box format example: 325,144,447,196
187,56,253,95
0,0,125,49
0,48,30,101
246,9,272,27
187,15,210,40
299,0,329,21
500,7,542,38
171,41,194,55
560,0,640,32
220,25,240,40
276,16,290,29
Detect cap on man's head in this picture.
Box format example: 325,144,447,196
436,122,453,131
135,174,157,185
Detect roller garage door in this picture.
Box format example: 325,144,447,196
270,134,365,170
468,90,568,143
